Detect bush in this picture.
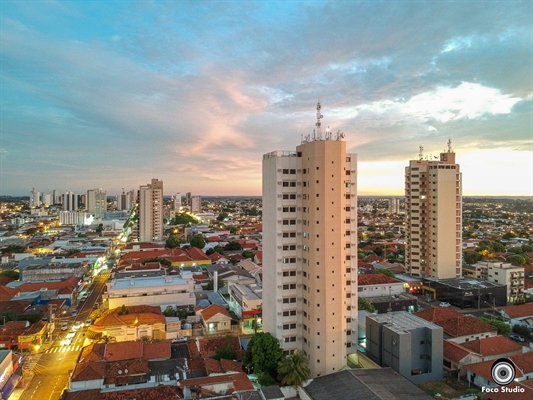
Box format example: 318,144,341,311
512,324,533,339
478,316,510,336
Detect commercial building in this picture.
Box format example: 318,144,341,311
62,191,78,211
86,188,107,218
366,311,443,384
262,102,358,377
138,179,164,242
475,261,524,301
405,141,462,279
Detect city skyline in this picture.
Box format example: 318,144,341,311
1,1,531,197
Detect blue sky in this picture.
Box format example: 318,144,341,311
1,0,531,197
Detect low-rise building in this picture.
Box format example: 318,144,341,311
466,351,533,389
499,302,533,326
476,261,525,301
227,283,262,333
21,261,88,282
197,304,232,334
0,350,22,399
366,311,443,384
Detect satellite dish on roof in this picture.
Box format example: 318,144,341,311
118,370,122,374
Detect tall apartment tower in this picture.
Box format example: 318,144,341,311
191,196,202,213
174,193,181,211
405,141,462,279
30,187,41,207
62,191,78,211
262,103,358,378
86,188,107,218
185,192,192,207
138,179,164,242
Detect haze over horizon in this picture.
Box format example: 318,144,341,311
1,1,531,198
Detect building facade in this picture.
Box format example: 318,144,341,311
262,103,358,377
191,196,202,213
405,141,462,279
62,191,78,211
477,261,524,301
86,188,107,218
139,179,164,242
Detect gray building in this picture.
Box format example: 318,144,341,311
21,261,88,282
366,311,443,384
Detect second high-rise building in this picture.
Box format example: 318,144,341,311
262,103,358,378
138,179,164,242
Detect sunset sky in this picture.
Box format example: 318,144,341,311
1,1,531,197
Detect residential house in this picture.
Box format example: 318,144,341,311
197,304,232,334
466,351,533,389
500,303,533,327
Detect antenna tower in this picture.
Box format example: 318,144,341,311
418,146,424,160
315,101,323,140
447,138,453,153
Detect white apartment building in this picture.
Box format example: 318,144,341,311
106,274,195,310
405,141,462,279
62,191,78,211
477,261,525,301
191,196,202,213
86,188,107,218
262,103,358,378
59,211,92,226
30,187,41,207
138,179,164,242
174,192,181,210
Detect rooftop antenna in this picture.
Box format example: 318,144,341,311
315,101,323,140
418,146,424,160
447,137,453,153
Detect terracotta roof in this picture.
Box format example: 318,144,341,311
185,247,210,261
63,389,102,400
0,286,18,301
220,358,243,373
94,305,166,328
71,361,106,382
204,358,224,374
124,242,165,250
179,372,253,391
0,276,15,286
99,385,183,400
142,341,171,360
14,276,80,294
200,304,231,321
436,316,497,338
483,379,533,400
501,303,533,319
443,340,474,364
103,341,144,362
208,252,227,262
415,307,463,322
104,359,150,384
0,300,31,314
196,336,242,358
357,274,401,286
79,343,106,362
461,335,522,357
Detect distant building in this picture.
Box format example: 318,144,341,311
62,191,78,211
138,179,163,242
174,192,181,210
30,187,41,207
86,188,107,218
366,311,443,384
59,211,92,226
21,261,88,282
191,196,202,213
405,140,462,279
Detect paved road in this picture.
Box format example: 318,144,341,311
17,271,110,400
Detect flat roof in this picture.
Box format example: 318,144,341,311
110,275,188,289
425,277,505,290
367,311,442,334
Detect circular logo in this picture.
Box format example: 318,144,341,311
491,358,516,386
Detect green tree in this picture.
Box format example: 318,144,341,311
95,223,104,236
1,245,26,254
358,297,376,313
384,231,396,239
522,245,533,253
508,246,524,254
98,335,116,344
229,257,239,265
118,304,129,315
140,335,152,343
242,250,255,259
165,234,182,249
246,207,259,216
492,241,506,253
508,254,528,266
0,269,19,280
372,269,395,278
163,305,176,317
217,212,229,222
463,251,482,265
189,234,206,249
0,310,19,324
512,324,533,340
224,241,242,251
25,227,40,236
502,231,516,239
243,332,284,378
142,257,172,267
90,309,102,320
214,344,237,361
171,213,197,226
478,317,511,336
206,279,224,290
278,351,310,388
258,372,277,386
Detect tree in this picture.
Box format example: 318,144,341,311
502,231,516,239
142,257,172,267
66,249,81,256
242,250,255,259
0,269,19,280
206,279,224,290
163,305,176,317
95,223,104,236
214,345,237,361
98,335,116,344
189,234,206,249
90,309,102,320
166,235,182,249
463,251,482,265
243,332,284,379
372,269,395,278
512,324,533,340
522,245,533,253
508,254,528,266
258,372,277,387
358,297,376,313
278,351,310,388
478,317,511,336
118,304,129,316
384,231,396,239
217,212,229,222
140,335,152,343
224,241,242,251
170,213,197,226
1,245,26,254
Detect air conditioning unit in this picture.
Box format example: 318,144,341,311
277,207,282,211
277,259,282,262
277,312,282,316
277,285,282,289
277,325,282,329
277,169,282,172
297,169,301,172
277,299,282,302
277,246,282,249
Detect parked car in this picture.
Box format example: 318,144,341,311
459,394,478,400
85,319,93,327
93,302,99,309
66,332,76,339
71,310,78,316
439,302,451,307
172,336,188,343
73,321,82,330
61,322,69,331
510,333,525,342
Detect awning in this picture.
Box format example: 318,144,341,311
0,367,22,399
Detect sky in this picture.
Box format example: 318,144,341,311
1,0,532,197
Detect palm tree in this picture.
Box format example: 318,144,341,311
98,335,116,344
277,351,310,389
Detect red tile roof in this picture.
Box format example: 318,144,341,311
416,308,496,338
415,307,463,322
208,252,227,262
179,372,253,391
200,304,231,321
104,359,150,384
443,340,473,364
142,341,171,360
0,286,19,301
460,335,522,357
204,358,224,374
357,274,401,286
220,358,243,373
71,361,106,381
94,305,166,328
501,303,533,319
483,379,533,400
99,385,183,400
0,300,31,314
104,341,143,362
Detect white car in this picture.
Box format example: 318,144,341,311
439,302,451,307
66,332,76,339
73,321,82,330
172,336,187,343
61,338,72,346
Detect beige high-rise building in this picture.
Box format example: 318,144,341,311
139,179,164,242
86,188,107,218
262,103,358,378
405,141,462,279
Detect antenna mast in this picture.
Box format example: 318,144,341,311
418,146,424,160
315,101,323,140
447,138,453,153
